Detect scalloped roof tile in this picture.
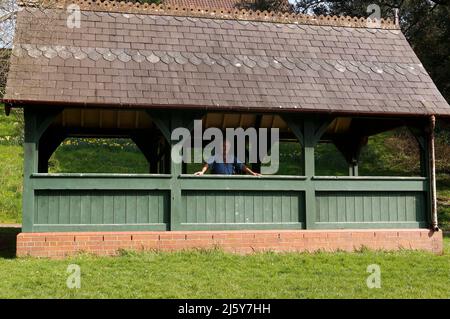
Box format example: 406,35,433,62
3,3,450,115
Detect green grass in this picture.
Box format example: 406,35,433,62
315,143,348,176
0,144,23,223
0,238,448,298
440,206,450,230
0,107,23,145
438,174,450,230
49,138,148,174
0,113,18,138
0,107,23,223
359,131,421,176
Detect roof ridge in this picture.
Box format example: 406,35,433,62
21,0,399,29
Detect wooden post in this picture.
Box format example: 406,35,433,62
169,113,183,230
333,135,368,177
348,160,359,176
283,115,332,229
251,115,263,173
22,108,38,232
167,111,203,230
22,108,62,231
303,119,316,229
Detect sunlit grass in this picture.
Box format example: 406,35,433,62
49,138,149,174
0,237,448,299
0,144,23,223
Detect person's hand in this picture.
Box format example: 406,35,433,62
252,172,261,177
194,171,204,176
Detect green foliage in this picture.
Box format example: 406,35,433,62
49,138,149,174
259,142,305,175
315,129,422,177
276,142,303,175
439,204,450,230
0,144,23,223
404,2,450,103
0,108,23,145
0,108,23,223
315,143,348,176
438,174,450,230
359,129,421,176
0,49,11,98
235,0,291,12
0,238,449,298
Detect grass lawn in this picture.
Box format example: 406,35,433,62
0,108,23,223
49,138,148,174
0,237,448,299
0,144,23,224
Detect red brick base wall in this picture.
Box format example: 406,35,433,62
16,229,443,258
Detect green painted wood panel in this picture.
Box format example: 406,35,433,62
315,191,426,224
34,190,169,230
181,190,305,227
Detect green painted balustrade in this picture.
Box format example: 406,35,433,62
21,109,433,232
24,173,429,232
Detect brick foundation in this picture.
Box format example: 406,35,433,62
16,229,443,258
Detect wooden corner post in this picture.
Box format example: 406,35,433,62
407,118,438,230
22,107,61,232
22,108,38,232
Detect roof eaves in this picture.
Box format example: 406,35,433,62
3,98,449,118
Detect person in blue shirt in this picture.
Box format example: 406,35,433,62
194,139,261,176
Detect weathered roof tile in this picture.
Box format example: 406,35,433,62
4,6,449,116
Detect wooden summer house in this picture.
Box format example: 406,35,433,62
2,0,449,256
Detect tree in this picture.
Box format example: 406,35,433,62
235,0,293,12
0,0,16,97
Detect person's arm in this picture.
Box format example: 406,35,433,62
194,163,209,176
242,165,261,176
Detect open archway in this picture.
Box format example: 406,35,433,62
37,108,171,174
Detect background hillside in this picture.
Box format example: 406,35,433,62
0,106,448,230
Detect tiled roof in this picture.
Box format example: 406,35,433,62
163,0,248,10
4,4,450,116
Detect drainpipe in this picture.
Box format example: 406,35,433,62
429,115,439,231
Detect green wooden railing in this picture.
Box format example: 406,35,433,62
25,173,428,232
